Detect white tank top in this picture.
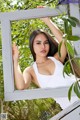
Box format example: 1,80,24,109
33,57,76,88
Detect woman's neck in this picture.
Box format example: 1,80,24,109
36,57,48,64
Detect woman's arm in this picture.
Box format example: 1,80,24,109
41,17,67,63
12,43,31,90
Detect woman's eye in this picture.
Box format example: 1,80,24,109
36,42,41,44
45,41,49,44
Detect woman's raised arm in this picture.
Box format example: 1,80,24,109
41,17,67,63
12,43,31,90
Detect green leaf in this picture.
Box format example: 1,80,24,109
62,18,69,34
67,17,76,27
66,42,74,57
74,81,80,98
63,60,71,77
67,35,80,41
69,16,80,24
58,41,63,57
68,83,74,101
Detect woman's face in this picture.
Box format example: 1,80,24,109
33,34,50,58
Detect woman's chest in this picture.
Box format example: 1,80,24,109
37,61,55,75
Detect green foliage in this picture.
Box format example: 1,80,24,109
59,15,80,100
67,35,80,41
58,41,63,57
63,60,72,77
74,81,80,98
68,80,80,101
2,98,62,120
68,83,74,101
66,41,75,57
0,0,58,12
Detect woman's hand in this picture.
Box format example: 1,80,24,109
12,43,19,62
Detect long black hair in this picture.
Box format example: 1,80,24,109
29,29,58,61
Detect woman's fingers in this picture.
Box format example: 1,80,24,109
37,6,45,8
12,43,19,61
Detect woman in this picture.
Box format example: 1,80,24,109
12,16,76,90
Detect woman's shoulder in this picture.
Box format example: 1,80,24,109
48,56,57,61
24,66,34,73
49,54,64,64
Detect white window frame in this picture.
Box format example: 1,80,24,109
0,5,79,101
50,100,80,120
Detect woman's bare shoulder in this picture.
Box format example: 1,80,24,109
23,66,35,82
23,66,34,74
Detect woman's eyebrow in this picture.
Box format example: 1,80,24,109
35,39,48,42
35,40,41,42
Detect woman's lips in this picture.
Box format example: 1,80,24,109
40,50,46,53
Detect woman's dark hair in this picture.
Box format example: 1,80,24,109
29,29,58,61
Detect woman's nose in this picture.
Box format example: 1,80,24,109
41,43,45,48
